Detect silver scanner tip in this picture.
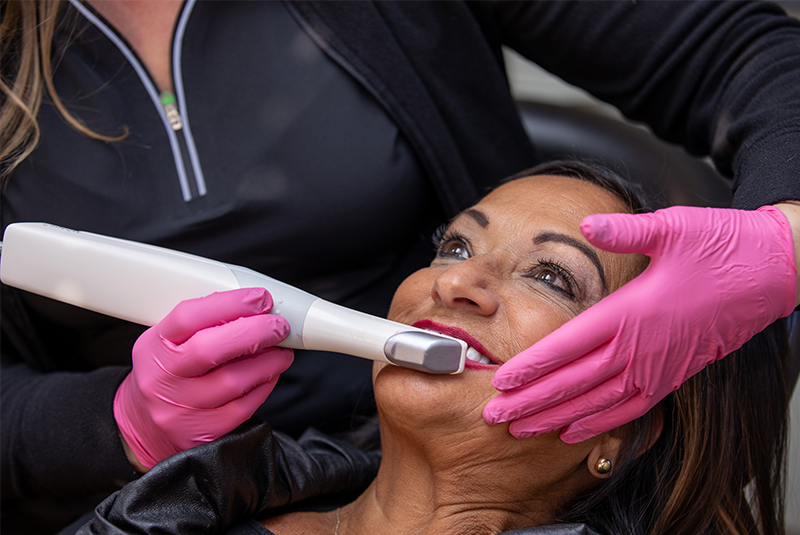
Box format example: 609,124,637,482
383,331,466,374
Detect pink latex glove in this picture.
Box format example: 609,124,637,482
484,205,796,443
114,287,294,468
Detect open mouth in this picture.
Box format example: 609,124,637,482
412,320,498,367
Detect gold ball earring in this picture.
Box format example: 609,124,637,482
595,458,612,474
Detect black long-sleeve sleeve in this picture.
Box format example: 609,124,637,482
494,1,800,209
0,361,136,499
1,286,141,533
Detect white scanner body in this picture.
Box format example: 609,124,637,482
0,223,466,374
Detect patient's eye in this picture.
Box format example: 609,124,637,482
525,261,576,300
438,237,470,260
433,226,471,260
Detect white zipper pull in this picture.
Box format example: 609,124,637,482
160,91,183,131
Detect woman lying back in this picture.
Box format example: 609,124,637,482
79,161,790,535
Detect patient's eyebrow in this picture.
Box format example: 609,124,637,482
464,208,489,228
534,232,607,292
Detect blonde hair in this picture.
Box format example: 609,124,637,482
0,0,127,180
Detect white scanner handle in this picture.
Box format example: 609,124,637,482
0,223,466,373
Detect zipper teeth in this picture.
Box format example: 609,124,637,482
172,0,206,197
67,0,195,202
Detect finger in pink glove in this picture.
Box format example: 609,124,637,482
483,205,796,443
114,287,294,468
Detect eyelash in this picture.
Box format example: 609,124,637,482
433,226,578,300
431,224,448,246
524,259,577,300
432,225,471,259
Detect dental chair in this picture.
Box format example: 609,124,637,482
515,100,800,392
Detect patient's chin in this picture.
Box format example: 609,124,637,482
373,362,497,434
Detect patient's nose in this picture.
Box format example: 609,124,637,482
431,258,499,316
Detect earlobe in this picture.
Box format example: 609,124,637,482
586,410,664,479
586,435,623,479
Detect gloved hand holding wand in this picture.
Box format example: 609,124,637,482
114,287,294,469
484,203,799,443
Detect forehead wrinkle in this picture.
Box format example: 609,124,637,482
534,231,608,293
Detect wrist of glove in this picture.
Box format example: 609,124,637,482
77,419,381,535
114,288,294,468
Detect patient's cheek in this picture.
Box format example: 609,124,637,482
387,270,432,323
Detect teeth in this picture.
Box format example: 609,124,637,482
466,346,491,365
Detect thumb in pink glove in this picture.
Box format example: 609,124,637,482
483,205,796,443
114,287,294,468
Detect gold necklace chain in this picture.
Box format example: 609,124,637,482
334,508,341,535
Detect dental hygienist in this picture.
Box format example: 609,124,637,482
1,1,799,534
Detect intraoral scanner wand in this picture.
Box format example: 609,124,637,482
0,223,466,374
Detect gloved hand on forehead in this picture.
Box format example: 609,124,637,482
483,205,796,443
114,287,294,469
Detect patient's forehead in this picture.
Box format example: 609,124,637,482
485,174,628,214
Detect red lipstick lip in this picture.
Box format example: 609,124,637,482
412,320,499,366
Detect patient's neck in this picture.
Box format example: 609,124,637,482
261,390,597,534
330,421,591,535
261,427,592,535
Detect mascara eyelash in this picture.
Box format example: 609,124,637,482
527,258,578,300
431,224,448,247
432,226,468,249
432,227,472,259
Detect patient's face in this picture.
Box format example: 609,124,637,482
385,174,641,378
377,175,644,495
